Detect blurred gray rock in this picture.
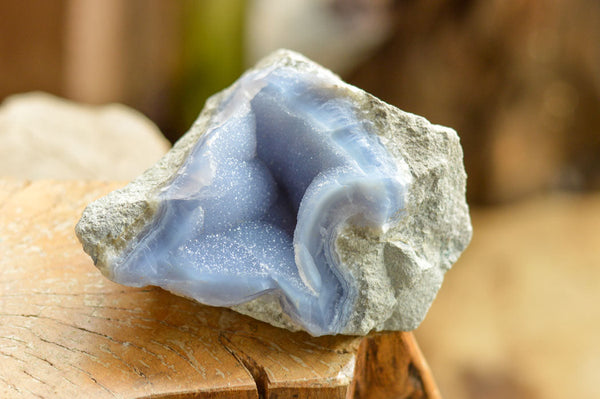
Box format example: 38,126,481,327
0,92,170,180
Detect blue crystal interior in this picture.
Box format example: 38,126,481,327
113,66,409,335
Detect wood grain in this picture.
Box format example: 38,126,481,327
0,179,439,398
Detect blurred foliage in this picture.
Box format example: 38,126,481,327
179,0,246,130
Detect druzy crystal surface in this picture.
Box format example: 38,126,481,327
76,50,472,336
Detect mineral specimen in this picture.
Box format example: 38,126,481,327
76,49,472,336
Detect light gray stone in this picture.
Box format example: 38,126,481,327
0,92,170,180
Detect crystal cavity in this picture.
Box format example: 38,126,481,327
75,50,472,336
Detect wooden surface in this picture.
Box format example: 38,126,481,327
0,179,440,398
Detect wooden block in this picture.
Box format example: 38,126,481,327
0,180,440,398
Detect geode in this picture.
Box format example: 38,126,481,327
75,49,472,336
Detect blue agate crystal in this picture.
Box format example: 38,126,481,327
110,66,409,336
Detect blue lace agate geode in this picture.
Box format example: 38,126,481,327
76,50,472,336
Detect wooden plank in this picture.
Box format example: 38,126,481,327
0,180,439,398
350,332,440,399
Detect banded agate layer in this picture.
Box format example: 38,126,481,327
110,65,410,335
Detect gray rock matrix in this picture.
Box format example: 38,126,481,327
76,49,472,335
